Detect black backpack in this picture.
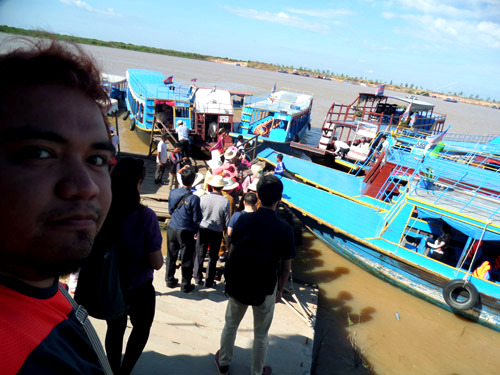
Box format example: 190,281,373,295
224,235,278,306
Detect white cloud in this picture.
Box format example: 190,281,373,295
59,0,120,17
477,21,500,48
382,12,397,19
394,0,475,19
221,6,329,33
286,8,353,18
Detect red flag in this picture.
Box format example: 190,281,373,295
374,84,385,96
163,75,173,85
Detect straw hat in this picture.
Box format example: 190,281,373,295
223,178,239,191
224,146,238,160
208,174,225,188
251,164,264,176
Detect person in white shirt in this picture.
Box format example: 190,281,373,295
155,133,169,184
331,137,350,159
176,120,190,157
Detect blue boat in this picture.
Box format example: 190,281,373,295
230,88,314,152
125,69,195,144
259,147,500,331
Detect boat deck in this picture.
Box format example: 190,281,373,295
408,182,500,228
258,148,365,196
280,177,386,239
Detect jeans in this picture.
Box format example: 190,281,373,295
154,163,167,184
219,285,277,375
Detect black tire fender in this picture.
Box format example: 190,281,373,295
442,279,479,311
129,118,136,131
122,111,130,121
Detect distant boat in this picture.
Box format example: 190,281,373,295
258,146,500,332
230,87,314,151
291,92,447,171
444,98,458,103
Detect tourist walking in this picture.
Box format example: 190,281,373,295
101,158,164,375
215,175,295,375
0,39,114,374
155,133,169,184
166,167,202,293
168,143,188,191
193,175,231,288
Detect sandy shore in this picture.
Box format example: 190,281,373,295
87,263,317,375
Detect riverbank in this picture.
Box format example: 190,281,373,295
1,25,497,109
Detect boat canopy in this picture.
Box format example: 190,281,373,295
101,73,127,85
126,69,192,101
387,96,435,112
195,88,233,115
356,92,435,112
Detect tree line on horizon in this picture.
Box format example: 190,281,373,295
1,25,496,104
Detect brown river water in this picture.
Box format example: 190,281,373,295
2,34,500,374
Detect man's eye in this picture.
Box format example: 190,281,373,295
87,155,109,167
25,147,52,159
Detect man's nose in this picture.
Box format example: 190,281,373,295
55,158,101,200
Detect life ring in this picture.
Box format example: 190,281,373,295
129,118,136,131
442,279,479,311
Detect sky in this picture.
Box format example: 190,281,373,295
1,0,499,100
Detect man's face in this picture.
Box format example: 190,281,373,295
0,85,113,282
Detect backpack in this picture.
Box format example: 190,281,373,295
224,235,278,306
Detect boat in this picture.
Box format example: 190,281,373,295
125,69,196,144
444,98,458,103
291,92,446,171
230,87,314,152
258,145,500,331
124,69,240,152
192,87,234,145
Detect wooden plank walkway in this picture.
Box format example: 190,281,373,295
119,151,210,219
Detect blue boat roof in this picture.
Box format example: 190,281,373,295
281,177,385,239
127,69,192,101
257,148,370,202
244,90,313,116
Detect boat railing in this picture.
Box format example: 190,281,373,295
129,75,193,102
376,144,500,226
323,102,447,136
409,151,500,222
244,94,309,113
443,133,499,144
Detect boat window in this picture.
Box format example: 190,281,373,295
175,107,189,118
